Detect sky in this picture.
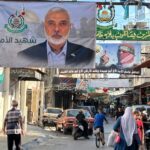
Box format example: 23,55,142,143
77,0,140,29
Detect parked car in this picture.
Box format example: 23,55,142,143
132,105,150,115
56,109,94,134
76,105,96,117
42,107,63,127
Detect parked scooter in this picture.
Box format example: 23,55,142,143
72,120,93,140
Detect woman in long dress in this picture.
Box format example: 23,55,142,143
113,107,141,150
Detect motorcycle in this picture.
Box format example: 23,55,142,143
72,120,93,140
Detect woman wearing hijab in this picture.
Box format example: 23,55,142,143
113,107,141,150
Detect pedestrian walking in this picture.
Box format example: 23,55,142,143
3,100,24,150
115,107,124,120
113,107,141,150
133,111,145,150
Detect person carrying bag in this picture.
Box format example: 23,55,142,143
107,128,121,147
108,107,142,150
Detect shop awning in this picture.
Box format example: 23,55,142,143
134,59,150,70
134,82,150,89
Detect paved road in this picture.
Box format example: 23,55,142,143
0,117,115,150
23,134,113,150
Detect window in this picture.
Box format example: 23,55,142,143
47,108,62,114
67,110,79,117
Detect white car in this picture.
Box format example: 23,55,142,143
42,107,63,127
132,105,150,115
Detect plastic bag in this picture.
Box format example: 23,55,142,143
107,131,117,147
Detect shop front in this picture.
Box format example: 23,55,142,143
134,82,150,105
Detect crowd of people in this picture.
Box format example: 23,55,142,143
90,105,150,150
109,106,149,150
3,99,150,150
74,104,149,150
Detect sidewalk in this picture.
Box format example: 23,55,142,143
0,125,53,149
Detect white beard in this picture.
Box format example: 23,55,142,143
44,30,70,45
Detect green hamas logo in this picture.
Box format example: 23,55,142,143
4,10,27,33
97,4,115,23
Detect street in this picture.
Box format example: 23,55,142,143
0,117,115,150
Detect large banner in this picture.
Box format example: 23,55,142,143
59,42,141,75
89,79,130,88
0,1,96,68
96,3,150,41
76,78,131,89
96,43,141,73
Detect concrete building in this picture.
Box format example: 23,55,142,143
0,68,46,131
132,45,150,104
130,4,150,104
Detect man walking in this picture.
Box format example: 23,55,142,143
3,100,24,150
